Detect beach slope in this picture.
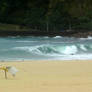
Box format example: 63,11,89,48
0,60,92,92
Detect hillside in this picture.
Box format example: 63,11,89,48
0,0,92,37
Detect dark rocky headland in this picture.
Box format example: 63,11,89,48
0,24,92,38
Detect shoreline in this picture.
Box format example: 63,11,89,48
0,29,92,38
0,59,92,62
0,23,92,38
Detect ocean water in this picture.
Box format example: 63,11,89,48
0,36,92,61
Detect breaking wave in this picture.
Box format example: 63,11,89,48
1,36,92,60
13,44,92,56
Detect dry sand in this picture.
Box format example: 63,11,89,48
0,60,92,92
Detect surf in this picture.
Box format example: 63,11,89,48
0,36,92,60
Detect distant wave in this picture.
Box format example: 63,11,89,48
80,36,92,40
16,41,38,43
53,36,62,38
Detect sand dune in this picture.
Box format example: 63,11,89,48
0,60,92,92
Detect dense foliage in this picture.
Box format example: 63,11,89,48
0,0,92,31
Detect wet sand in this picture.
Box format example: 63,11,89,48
0,60,92,92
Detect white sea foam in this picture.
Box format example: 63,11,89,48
80,36,92,40
16,41,38,43
55,54,92,60
13,45,78,56
87,36,92,39
53,36,62,38
61,45,78,55
80,45,87,51
13,46,34,52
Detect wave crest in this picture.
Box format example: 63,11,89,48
13,44,79,56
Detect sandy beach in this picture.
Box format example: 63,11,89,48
0,60,92,92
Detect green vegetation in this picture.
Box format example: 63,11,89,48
0,24,31,31
0,0,92,31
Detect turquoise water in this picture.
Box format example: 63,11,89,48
0,36,92,61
